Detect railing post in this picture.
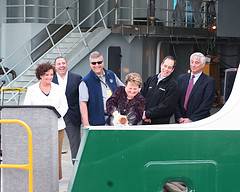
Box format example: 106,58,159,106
166,0,169,26
23,0,26,23
185,0,187,27
54,0,57,23
24,45,34,65
131,0,134,25
98,9,107,29
77,1,80,24
45,26,55,47
115,0,118,24
76,25,88,47
0,64,11,85
66,8,75,28
45,26,62,55
202,1,207,28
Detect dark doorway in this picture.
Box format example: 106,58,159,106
108,46,121,79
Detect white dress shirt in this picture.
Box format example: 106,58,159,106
56,71,68,93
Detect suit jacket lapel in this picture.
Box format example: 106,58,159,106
183,74,191,93
181,74,191,106
65,72,71,95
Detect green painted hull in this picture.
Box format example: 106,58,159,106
69,129,240,192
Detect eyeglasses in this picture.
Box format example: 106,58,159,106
91,61,103,65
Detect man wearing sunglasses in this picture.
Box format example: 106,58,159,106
79,51,124,127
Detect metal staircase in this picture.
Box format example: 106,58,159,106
0,0,117,105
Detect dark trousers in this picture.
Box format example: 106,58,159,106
64,115,81,163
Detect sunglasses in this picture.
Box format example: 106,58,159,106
91,61,103,65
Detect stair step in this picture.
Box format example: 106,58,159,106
68,32,84,38
61,37,81,43
17,75,36,81
11,80,37,88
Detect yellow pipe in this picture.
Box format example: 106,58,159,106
0,87,27,92
0,119,33,192
0,164,29,170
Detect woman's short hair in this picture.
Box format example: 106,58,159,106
35,62,55,80
125,72,143,88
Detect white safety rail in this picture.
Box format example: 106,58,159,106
0,0,117,104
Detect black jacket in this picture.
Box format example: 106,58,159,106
141,74,179,124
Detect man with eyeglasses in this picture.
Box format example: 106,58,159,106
141,56,179,124
175,52,215,123
79,51,124,127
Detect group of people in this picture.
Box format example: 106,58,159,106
78,51,215,126
23,50,215,179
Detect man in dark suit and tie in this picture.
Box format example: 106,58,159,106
175,52,215,123
53,56,82,163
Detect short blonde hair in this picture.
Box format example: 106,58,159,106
125,72,142,87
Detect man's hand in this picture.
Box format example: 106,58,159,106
142,111,151,123
178,117,192,124
80,101,90,127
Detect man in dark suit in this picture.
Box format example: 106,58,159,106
175,52,215,123
53,56,82,162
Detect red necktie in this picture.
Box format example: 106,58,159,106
184,75,195,110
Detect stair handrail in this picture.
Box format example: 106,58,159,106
0,15,74,84
0,0,117,86
0,0,79,83
4,0,117,103
6,0,117,88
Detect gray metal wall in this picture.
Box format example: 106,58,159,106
0,0,76,68
142,37,158,81
172,43,193,77
79,0,112,27
1,23,45,71
217,0,240,37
